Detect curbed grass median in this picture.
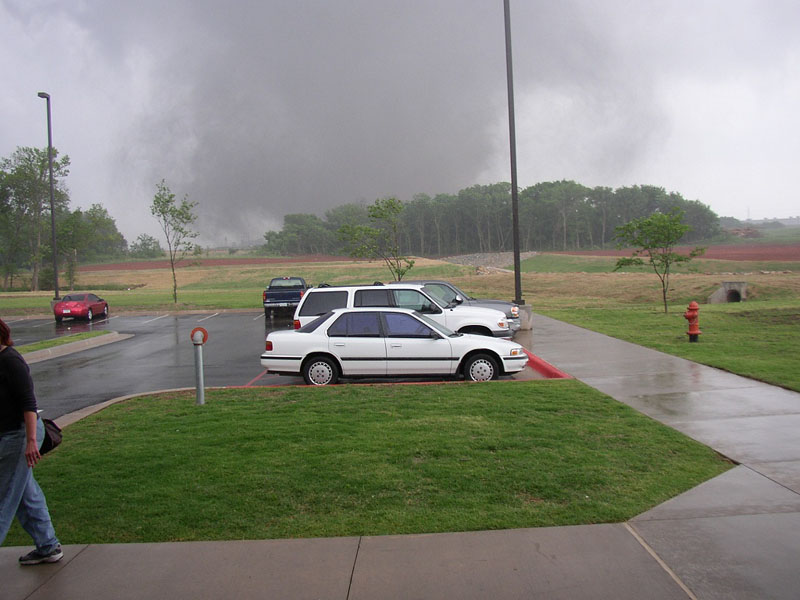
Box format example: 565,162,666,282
4,381,732,545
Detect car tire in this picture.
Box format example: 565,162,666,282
464,353,499,382
103,305,108,318
302,356,339,386
54,316,62,323
87,309,93,321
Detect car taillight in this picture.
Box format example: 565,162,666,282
265,340,273,351
293,320,301,330
263,291,267,302
299,290,305,298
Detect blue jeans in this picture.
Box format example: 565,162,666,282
0,419,60,551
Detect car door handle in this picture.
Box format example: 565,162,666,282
390,343,403,348
334,343,346,347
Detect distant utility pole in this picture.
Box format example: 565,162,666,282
503,0,524,305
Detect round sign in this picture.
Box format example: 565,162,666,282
190,327,209,345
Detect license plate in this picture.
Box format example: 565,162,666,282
63,309,71,314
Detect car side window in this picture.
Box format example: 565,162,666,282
88,294,99,302
328,312,382,337
299,291,348,316
383,313,435,338
391,290,438,313
354,289,392,307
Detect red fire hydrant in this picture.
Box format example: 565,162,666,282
684,301,701,342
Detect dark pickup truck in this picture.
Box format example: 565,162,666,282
262,277,309,317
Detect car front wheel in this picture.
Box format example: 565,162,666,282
103,305,108,318
302,356,339,386
464,354,499,382
87,309,93,321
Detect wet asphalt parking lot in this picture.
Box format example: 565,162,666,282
7,312,534,420
6,312,299,419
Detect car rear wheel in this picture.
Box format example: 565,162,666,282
302,356,339,386
464,353,499,382
54,316,62,323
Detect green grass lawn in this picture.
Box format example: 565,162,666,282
17,331,111,354
4,382,731,545
539,300,800,392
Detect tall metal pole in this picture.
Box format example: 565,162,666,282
503,0,524,305
38,92,60,300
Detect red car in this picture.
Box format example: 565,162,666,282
53,293,108,322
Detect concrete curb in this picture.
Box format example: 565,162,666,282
24,332,135,364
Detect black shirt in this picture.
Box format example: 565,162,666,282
0,346,38,433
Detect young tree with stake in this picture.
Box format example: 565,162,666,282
150,180,198,303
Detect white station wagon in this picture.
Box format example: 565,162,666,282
261,307,529,385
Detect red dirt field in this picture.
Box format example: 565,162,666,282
78,255,354,271
78,244,800,272
552,244,800,262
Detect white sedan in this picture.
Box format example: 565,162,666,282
260,307,529,385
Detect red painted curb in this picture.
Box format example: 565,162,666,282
523,349,572,379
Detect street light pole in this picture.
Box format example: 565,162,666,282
503,0,524,306
37,91,59,300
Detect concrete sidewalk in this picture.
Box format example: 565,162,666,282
3,314,799,599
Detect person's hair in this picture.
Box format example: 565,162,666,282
0,318,13,347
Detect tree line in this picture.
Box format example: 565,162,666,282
2,143,722,292
0,146,163,291
262,181,721,257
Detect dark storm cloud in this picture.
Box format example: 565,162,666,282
5,0,798,245
77,0,656,243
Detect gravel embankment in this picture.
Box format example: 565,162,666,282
441,251,538,270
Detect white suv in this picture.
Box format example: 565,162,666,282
293,284,511,338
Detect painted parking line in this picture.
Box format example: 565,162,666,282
197,313,219,322
244,369,269,387
253,313,265,321
143,314,169,323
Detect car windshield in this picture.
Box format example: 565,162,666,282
413,311,460,337
422,285,456,306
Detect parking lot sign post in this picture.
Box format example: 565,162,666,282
191,327,209,405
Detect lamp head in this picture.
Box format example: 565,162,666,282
37,92,50,99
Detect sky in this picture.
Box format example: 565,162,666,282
3,0,799,247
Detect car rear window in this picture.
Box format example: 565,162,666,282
297,313,332,333
298,290,348,316
269,278,305,288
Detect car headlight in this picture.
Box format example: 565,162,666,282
498,320,508,329
509,346,524,357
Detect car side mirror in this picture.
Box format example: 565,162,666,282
454,295,463,304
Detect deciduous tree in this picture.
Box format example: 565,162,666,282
338,197,415,281
614,208,705,313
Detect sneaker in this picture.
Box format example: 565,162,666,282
19,544,63,566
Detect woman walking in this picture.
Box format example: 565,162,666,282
0,317,62,565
